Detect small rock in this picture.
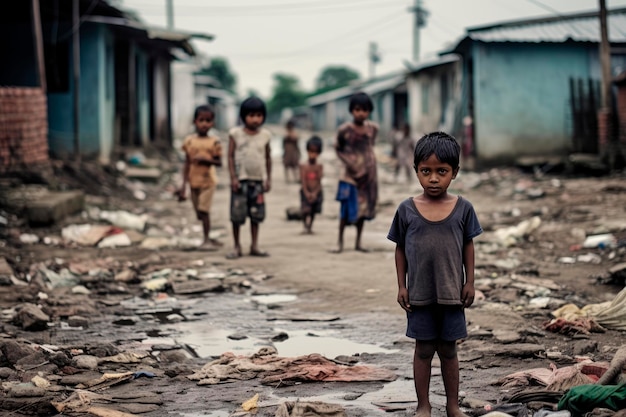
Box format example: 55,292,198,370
166,314,184,323
0,341,37,365
271,332,289,342
67,316,89,328
113,317,138,326
74,355,98,370
573,340,598,356
48,351,71,367
13,303,50,331
31,375,50,388
0,367,15,378
115,269,137,283
227,333,248,341
19,234,39,244
8,383,45,397
71,285,91,295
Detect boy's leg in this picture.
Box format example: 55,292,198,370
308,213,315,233
248,181,268,256
355,218,369,252
331,218,346,253
414,340,436,417
438,341,467,417
229,222,242,257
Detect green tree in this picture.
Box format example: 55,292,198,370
314,65,360,95
201,57,237,92
267,73,307,117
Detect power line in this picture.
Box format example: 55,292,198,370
523,0,564,16
126,0,399,13
125,0,405,16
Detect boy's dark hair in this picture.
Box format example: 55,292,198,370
194,104,215,120
349,92,374,112
239,96,266,122
286,120,296,129
413,131,461,170
306,135,323,153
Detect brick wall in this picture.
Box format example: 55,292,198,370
0,87,49,173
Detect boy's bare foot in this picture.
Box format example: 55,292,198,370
209,239,223,247
329,241,343,253
249,247,269,257
198,242,218,252
355,246,370,253
414,405,432,417
225,246,242,259
446,405,469,417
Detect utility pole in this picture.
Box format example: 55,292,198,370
166,0,174,29
72,0,81,163
368,42,380,79
598,0,622,168
408,0,428,62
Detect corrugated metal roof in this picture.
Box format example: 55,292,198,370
466,8,626,44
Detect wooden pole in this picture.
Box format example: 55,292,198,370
599,0,611,109
73,0,81,162
31,0,46,92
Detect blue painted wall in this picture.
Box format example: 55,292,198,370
48,23,115,161
472,42,592,162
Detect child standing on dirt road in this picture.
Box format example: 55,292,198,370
282,120,301,183
178,104,223,251
387,132,482,417
227,97,272,259
332,92,378,253
299,136,324,234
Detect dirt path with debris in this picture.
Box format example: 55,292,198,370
1,127,626,417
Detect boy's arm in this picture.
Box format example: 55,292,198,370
228,135,239,192
395,245,411,312
264,142,272,192
179,153,191,198
461,239,476,308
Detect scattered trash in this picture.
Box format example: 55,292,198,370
582,234,617,249
99,210,148,231
242,393,259,411
493,216,542,247
19,233,39,244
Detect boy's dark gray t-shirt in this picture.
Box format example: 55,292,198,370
387,196,482,306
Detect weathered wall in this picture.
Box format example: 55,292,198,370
473,42,590,162
0,88,49,172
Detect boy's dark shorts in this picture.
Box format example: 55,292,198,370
230,180,265,225
406,304,467,341
300,189,323,215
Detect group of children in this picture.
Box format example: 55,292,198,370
178,92,482,417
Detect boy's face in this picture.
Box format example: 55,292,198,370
415,153,458,198
194,111,214,135
244,112,264,130
307,146,320,161
351,106,370,124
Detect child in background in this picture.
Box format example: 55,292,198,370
299,136,323,234
282,120,301,183
179,104,223,250
227,97,272,259
387,132,482,417
333,92,378,253
394,123,417,183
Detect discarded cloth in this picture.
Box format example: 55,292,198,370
557,384,626,413
551,287,626,331
275,401,347,417
499,362,607,391
187,347,397,385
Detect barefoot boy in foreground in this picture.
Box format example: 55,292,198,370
387,132,482,417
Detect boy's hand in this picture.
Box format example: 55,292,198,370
231,178,240,193
397,288,411,312
264,179,271,192
176,188,187,202
461,283,475,308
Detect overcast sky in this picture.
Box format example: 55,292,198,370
121,0,626,98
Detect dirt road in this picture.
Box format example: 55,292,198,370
1,127,625,416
